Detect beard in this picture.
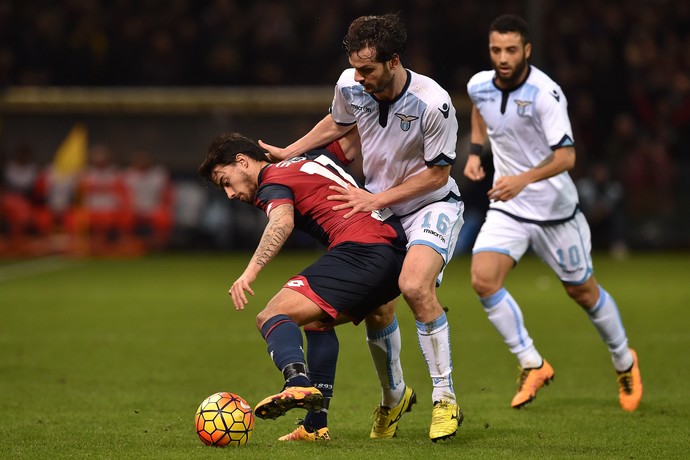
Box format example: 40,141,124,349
494,57,529,88
363,67,395,95
237,170,257,204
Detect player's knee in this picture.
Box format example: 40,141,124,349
400,284,436,317
564,275,601,308
255,309,270,331
470,270,498,297
399,276,423,304
365,303,395,329
565,284,597,308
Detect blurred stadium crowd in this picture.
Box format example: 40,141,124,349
1,0,689,255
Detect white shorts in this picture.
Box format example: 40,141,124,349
400,200,464,284
472,209,593,284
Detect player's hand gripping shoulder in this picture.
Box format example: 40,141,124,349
257,140,289,162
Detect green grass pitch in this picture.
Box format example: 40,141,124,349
1,251,689,459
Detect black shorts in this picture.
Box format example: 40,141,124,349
283,242,405,325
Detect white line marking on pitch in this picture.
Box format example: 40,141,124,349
0,256,83,283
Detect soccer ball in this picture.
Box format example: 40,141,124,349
195,392,254,447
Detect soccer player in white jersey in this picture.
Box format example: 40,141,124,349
464,14,642,412
260,13,464,441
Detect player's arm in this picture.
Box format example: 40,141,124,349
464,104,489,181
334,124,362,161
371,164,451,208
259,115,354,162
229,203,295,310
489,146,575,201
328,164,451,218
321,124,362,166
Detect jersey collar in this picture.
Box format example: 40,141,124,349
492,65,532,93
370,69,411,105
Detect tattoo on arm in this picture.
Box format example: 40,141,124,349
252,205,293,268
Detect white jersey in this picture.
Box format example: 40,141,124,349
331,68,461,216
467,65,578,223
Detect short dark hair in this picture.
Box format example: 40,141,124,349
489,14,530,44
198,133,266,185
343,13,407,62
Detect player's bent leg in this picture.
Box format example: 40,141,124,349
398,245,444,322
473,251,551,407
566,277,641,410
256,317,323,420
258,315,311,389
255,291,329,421
470,251,513,298
399,245,461,440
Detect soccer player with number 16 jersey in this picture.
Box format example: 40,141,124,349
260,13,464,441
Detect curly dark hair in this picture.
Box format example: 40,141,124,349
198,132,267,185
342,13,407,62
489,14,530,45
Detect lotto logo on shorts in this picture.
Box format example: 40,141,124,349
286,280,305,287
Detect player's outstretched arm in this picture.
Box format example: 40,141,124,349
229,204,295,310
328,164,450,218
259,115,352,162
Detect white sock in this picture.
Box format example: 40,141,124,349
587,285,633,372
480,288,542,369
416,312,455,403
366,315,405,407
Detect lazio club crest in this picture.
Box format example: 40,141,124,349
395,113,419,131
514,100,532,116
